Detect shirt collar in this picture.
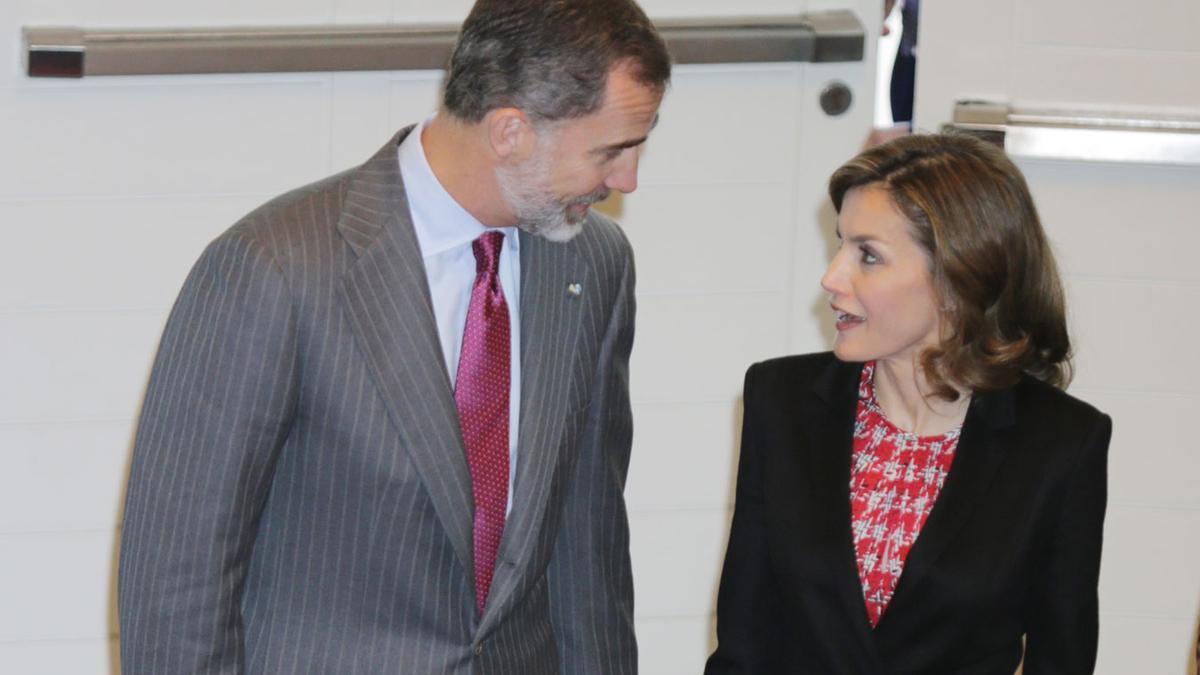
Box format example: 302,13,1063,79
398,117,519,258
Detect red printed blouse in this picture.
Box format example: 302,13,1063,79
849,362,961,627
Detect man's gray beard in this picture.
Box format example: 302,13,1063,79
496,152,594,244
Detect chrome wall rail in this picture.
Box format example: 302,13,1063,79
23,11,863,78
947,100,1200,167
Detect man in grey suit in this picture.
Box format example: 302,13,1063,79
117,0,670,672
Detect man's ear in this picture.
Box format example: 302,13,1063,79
486,108,537,161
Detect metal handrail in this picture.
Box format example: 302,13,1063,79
23,11,864,78
946,100,1200,167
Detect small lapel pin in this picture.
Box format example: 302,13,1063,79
567,283,583,297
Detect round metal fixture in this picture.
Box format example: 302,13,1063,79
820,81,853,116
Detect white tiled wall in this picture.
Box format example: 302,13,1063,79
0,0,884,672
920,2,1200,671
0,638,118,675
919,0,1200,116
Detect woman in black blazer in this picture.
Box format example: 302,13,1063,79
706,134,1111,674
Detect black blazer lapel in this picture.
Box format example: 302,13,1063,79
802,358,886,669
337,129,475,579
482,230,586,628
880,386,1016,627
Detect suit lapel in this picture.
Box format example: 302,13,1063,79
338,129,475,578
881,386,1014,623
802,359,885,667
481,230,586,629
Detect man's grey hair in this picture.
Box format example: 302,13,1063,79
442,0,672,124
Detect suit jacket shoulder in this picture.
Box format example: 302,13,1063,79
745,351,860,406
209,128,417,286
218,161,364,277
748,352,1110,440
576,209,632,256
752,351,843,376
1009,373,1109,432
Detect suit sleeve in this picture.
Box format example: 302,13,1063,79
546,242,638,674
1023,412,1112,674
118,231,298,674
704,363,780,674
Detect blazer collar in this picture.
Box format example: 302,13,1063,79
804,357,1019,645
477,229,587,633
880,384,1015,630
801,358,886,669
337,127,477,585
337,130,589,630
809,357,1018,431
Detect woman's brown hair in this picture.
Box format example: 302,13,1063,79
828,133,1071,400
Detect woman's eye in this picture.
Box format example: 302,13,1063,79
860,247,879,264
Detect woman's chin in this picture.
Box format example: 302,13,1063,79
831,339,865,363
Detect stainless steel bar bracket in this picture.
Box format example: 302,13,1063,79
23,11,863,79
946,100,1200,168
25,28,85,77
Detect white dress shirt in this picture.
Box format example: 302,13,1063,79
398,121,521,512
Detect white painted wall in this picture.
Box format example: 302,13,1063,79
919,2,1200,673
0,0,879,672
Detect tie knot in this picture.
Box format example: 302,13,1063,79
472,230,504,278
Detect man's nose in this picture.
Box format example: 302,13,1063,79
604,149,640,194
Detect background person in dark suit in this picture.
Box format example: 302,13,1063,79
705,134,1111,674
117,1,669,673
887,0,918,126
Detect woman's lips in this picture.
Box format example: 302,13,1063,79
833,306,864,331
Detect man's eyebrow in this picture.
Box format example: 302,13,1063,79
610,136,647,151
592,135,647,155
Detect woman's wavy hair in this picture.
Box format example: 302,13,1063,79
828,133,1072,400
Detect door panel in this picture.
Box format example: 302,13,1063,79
918,2,1200,672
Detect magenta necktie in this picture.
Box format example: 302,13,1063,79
454,230,510,616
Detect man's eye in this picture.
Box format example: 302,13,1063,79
603,148,623,161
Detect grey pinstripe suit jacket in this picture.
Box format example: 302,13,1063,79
118,128,638,674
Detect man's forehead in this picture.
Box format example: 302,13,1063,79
558,102,659,143
598,65,665,114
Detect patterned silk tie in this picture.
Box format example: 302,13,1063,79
454,230,510,616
